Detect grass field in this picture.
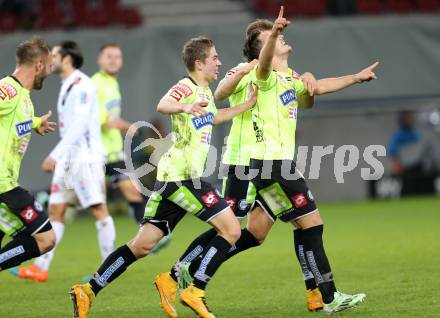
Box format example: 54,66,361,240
1,197,439,318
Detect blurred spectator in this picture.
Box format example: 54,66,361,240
387,111,436,195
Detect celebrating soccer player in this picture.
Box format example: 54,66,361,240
69,36,257,318
0,37,56,271
15,41,116,282
163,6,379,315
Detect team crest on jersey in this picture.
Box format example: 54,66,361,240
169,83,193,101
201,131,211,145
16,120,33,137
0,83,17,99
192,112,214,130
23,99,31,116
280,89,296,106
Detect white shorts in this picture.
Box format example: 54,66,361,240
49,154,106,208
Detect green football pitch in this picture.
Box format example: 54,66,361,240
1,197,439,317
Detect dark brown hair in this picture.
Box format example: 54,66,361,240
59,40,84,69
182,37,215,72
243,19,273,62
99,43,121,53
16,36,50,66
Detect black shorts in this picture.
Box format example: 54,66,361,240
222,165,252,218
140,179,230,235
249,159,317,223
0,187,52,237
105,161,129,187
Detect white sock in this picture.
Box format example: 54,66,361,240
34,221,65,271
95,216,116,260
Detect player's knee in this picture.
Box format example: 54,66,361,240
48,205,65,222
35,230,56,254
90,204,109,220
127,240,153,258
221,222,241,244
246,225,268,243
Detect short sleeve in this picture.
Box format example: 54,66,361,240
0,82,19,116
252,67,277,91
0,98,14,117
222,65,251,94
164,79,196,104
293,79,306,98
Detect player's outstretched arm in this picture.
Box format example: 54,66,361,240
214,83,257,125
157,96,207,116
315,62,379,95
257,6,290,80
214,60,258,100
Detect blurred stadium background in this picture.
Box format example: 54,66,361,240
0,1,439,317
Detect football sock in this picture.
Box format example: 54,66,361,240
89,244,136,296
170,227,217,281
301,225,337,304
192,236,232,290
293,229,318,290
96,216,116,260
128,201,145,224
34,221,64,271
0,236,40,271
188,228,259,277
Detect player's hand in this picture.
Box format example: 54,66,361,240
183,102,208,116
36,110,56,136
301,72,318,96
272,6,290,36
353,61,379,83
245,83,258,109
236,59,258,75
41,156,56,173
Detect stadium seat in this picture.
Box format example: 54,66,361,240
117,7,143,28
0,13,17,33
357,0,385,14
415,0,440,12
283,0,328,17
388,0,414,14
35,0,65,29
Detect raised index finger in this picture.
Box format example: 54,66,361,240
369,61,379,71
278,6,284,19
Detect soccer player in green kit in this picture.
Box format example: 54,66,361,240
92,44,147,223
0,37,57,271
69,36,257,318
160,7,379,315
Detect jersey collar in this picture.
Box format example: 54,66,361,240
9,75,24,87
183,75,198,86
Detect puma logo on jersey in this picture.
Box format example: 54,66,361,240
16,120,33,137
280,89,296,106
192,112,214,130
